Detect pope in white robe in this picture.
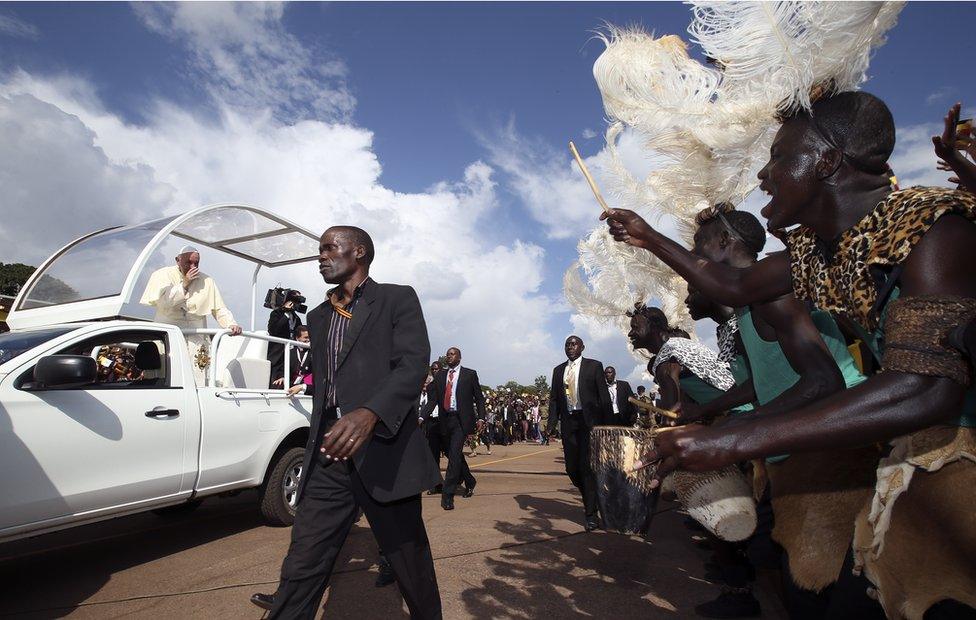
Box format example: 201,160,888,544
140,246,241,384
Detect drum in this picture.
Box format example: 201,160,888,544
590,426,660,536
671,466,756,542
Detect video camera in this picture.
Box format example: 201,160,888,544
264,287,307,314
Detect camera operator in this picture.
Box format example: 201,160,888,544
267,288,305,389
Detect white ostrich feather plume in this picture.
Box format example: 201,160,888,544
689,1,905,114
593,26,721,133
568,5,902,360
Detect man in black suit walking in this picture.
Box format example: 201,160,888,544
421,347,486,510
604,366,636,426
546,335,612,531
254,226,443,619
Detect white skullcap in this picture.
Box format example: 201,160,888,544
177,245,199,256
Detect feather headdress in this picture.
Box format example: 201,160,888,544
565,3,903,364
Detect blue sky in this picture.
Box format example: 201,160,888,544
1,2,973,386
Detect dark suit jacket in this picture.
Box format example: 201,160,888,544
421,366,486,435
298,279,441,503
267,308,303,382
547,357,612,432
609,380,636,426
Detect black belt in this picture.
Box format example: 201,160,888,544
569,409,583,415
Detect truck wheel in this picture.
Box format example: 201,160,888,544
260,446,305,526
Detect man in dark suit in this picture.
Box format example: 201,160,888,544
421,347,486,510
546,335,612,531
418,361,444,496
254,226,443,619
604,366,636,426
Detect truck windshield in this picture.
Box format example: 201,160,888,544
18,216,177,310
0,327,75,366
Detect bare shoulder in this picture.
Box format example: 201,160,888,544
901,214,976,298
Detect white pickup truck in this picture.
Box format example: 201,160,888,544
0,205,322,544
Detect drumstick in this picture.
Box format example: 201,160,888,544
569,141,611,214
652,425,685,434
628,396,680,420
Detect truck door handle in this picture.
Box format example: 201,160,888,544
145,408,180,418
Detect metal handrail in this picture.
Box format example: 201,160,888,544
182,328,310,391
215,389,309,400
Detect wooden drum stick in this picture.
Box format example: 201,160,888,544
628,396,680,420
569,140,611,214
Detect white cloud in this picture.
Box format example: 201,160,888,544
0,5,561,386
890,119,975,190
133,3,354,121
581,128,598,140
478,120,669,241
925,87,956,107
0,13,38,40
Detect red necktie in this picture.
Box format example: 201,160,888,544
443,369,455,411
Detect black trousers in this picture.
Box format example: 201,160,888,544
425,418,442,463
439,414,475,496
560,413,599,520
269,457,442,619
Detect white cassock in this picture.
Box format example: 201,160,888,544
140,265,236,385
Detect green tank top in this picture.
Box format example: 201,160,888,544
736,307,866,407
678,366,755,413
735,307,867,463
679,373,724,405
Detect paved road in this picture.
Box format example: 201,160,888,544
0,443,786,619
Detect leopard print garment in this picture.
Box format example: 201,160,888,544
785,187,976,331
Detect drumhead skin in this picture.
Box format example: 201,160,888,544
672,467,757,542
590,426,661,536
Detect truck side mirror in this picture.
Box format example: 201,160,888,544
33,355,97,389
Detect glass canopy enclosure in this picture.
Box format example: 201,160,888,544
9,205,320,330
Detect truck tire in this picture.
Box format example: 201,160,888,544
260,446,305,526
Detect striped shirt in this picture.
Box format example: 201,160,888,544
325,277,371,409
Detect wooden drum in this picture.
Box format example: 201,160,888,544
590,426,660,536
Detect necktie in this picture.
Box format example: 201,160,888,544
566,362,577,408
443,369,456,411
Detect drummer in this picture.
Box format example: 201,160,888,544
606,92,976,617
627,304,745,419
689,205,879,617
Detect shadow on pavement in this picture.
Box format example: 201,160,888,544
461,493,685,619
0,497,266,619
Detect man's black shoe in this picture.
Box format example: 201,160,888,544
426,484,443,496
374,555,396,588
250,592,275,611
441,494,454,510
694,587,761,618
462,480,476,498
584,518,601,532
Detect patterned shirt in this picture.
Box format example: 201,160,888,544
784,187,976,331
324,277,371,409
715,314,740,364
652,337,734,391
